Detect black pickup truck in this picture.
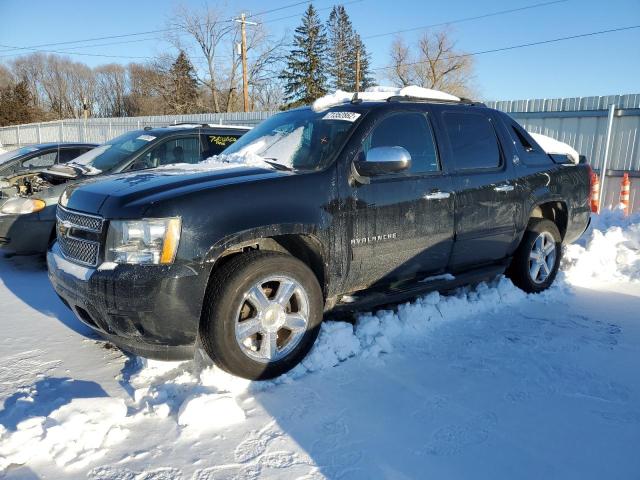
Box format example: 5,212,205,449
48,96,591,379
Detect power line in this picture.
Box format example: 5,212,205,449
247,0,312,18
0,0,364,61
364,0,569,39
0,0,328,55
371,24,640,71
0,43,152,60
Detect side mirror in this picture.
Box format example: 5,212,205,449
352,146,411,184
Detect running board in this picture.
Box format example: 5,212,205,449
332,263,508,312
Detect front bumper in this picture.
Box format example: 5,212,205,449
47,243,210,360
0,213,54,254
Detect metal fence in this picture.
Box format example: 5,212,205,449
0,112,276,147
1,94,638,212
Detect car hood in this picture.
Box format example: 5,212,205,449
63,165,286,217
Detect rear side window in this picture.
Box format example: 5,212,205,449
509,121,552,166
59,148,88,163
364,112,440,174
443,112,501,170
511,122,542,154
201,133,240,159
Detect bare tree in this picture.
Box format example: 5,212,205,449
168,3,233,112
388,36,413,87
95,64,128,117
385,29,476,98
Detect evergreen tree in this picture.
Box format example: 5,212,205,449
280,4,328,108
326,5,375,92
326,6,353,91
0,80,39,127
168,51,198,114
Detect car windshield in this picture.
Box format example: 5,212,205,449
70,130,156,173
0,146,38,165
222,108,361,171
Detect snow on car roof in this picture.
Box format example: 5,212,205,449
312,85,461,111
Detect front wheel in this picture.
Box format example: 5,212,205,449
507,218,562,293
200,251,323,380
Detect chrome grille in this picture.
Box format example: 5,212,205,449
56,206,103,267
57,205,103,232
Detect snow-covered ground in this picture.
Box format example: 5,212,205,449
1,210,639,479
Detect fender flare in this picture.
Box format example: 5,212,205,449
203,223,323,264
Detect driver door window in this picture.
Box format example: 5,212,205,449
363,112,440,175
22,151,58,169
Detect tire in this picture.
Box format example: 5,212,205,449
506,218,562,293
200,250,323,380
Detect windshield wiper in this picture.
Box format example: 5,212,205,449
263,159,292,171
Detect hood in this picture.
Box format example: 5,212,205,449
43,163,85,179
64,165,285,217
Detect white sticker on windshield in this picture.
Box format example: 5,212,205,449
137,134,156,142
322,112,361,122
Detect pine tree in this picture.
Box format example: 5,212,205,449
280,4,328,108
169,51,198,114
326,6,353,91
326,5,375,92
0,80,39,127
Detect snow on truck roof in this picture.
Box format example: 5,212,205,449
312,85,461,111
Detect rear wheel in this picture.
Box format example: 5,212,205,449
200,251,323,380
507,218,561,293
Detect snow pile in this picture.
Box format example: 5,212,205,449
128,276,531,407
0,398,129,471
563,208,640,283
529,132,580,164
312,85,460,111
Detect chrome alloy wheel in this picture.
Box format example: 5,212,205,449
529,231,557,284
234,275,310,363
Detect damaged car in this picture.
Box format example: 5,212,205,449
0,142,97,184
0,125,249,254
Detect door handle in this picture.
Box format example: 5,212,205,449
424,190,451,200
494,184,515,193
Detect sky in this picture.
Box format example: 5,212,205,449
0,0,639,101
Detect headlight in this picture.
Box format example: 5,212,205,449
105,218,181,265
1,198,46,215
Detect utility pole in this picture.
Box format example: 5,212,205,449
234,13,257,112
355,46,361,93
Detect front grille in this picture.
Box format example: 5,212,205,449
57,205,103,232
56,206,103,267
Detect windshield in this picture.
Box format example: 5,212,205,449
70,130,156,173
0,146,38,165
222,108,361,171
